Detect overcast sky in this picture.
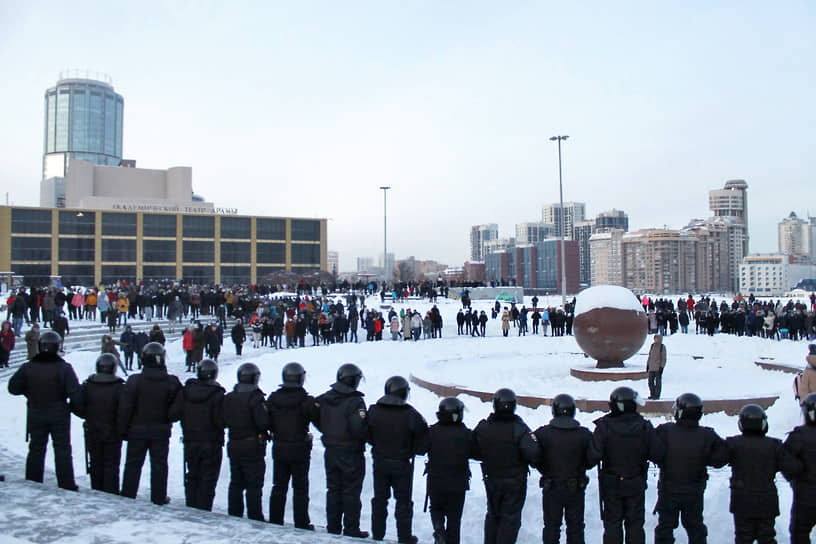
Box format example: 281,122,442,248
1,2,814,271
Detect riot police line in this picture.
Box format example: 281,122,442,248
6,333,816,544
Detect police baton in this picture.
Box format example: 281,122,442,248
85,441,91,475
597,466,604,521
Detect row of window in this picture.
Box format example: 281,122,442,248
11,237,319,265
11,263,293,287
11,209,319,241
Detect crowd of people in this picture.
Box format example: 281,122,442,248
6,336,816,544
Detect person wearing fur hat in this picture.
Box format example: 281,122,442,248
796,344,816,402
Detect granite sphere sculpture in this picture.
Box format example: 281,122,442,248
573,285,648,368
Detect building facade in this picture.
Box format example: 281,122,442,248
573,219,595,287
43,76,124,181
621,229,698,294
470,223,499,261
708,179,749,292
0,206,326,287
485,240,579,294
595,209,629,233
515,221,556,244
542,202,585,240
740,254,816,296
778,211,814,259
589,229,624,286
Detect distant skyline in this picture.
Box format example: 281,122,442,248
1,2,814,271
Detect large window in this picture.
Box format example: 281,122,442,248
183,241,214,263
182,266,214,283
256,266,285,280
143,240,176,263
221,242,250,263
102,239,136,262
291,219,320,241
256,242,285,264
143,214,177,237
101,265,136,284
256,218,286,240
12,237,51,261
59,211,95,235
14,264,51,286
12,209,52,234
220,266,250,285
102,212,136,236
183,215,214,238
291,243,320,265
143,265,177,281
59,264,94,286
59,238,95,261
220,217,251,239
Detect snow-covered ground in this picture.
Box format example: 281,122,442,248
0,294,812,543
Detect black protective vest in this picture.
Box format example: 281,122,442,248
428,422,472,492
534,418,591,481
181,379,225,443
368,402,414,460
82,376,124,436
223,388,267,441
475,415,527,479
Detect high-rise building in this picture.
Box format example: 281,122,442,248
515,221,556,244
595,209,629,233
470,224,499,261
356,257,374,272
542,202,585,240
573,219,595,286
483,237,515,258
379,252,395,279
621,229,698,294
682,218,731,293
43,75,124,181
778,211,813,257
708,179,749,292
589,229,624,286
327,251,339,275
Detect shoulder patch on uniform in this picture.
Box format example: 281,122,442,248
359,409,367,419
530,432,538,442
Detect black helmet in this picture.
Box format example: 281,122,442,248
96,353,118,375
141,342,166,368
609,387,644,415
237,362,261,385
437,397,464,423
38,330,62,355
197,359,218,381
738,404,768,435
552,393,576,418
281,362,306,388
336,363,363,390
384,376,410,401
673,393,703,422
803,393,816,426
493,388,517,415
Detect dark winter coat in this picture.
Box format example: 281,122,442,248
116,366,183,440
231,323,246,345
472,412,538,479
588,412,665,487
533,415,593,484
655,419,727,492
783,424,816,504
223,384,270,459
73,373,125,441
8,352,80,413
181,378,226,444
315,383,368,451
266,386,317,460
367,394,429,461
427,421,473,493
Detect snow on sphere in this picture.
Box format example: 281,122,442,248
573,285,648,368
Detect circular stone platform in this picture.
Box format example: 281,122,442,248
570,366,648,382
409,375,779,416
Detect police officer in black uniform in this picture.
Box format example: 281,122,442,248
654,393,727,544
368,376,429,544
426,397,473,544
784,392,816,543
726,404,799,544
587,386,665,544
118,342,183,505
180,358,225,511
266,362,318,529
8,330,80,490
532,393,593,544
223,362,270,521
73,353,125,494
315,363,369,538
472,388,539,544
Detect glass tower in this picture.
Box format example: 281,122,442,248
43,75,123,180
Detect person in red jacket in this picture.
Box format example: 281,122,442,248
0,320,15,367
183,327,195,371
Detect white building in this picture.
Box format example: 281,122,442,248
708,179,749,293
327,251,339,275
356,257,374,272
515,221,556,244
778,211,815,259
483,237,515,258
41,159,216,213
589,229,624,286
739,253,816,296
542,201,585,240
470,224,499,261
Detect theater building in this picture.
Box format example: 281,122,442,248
0,205,327,286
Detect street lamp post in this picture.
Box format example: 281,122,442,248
549,135,569,308
379,186,391,281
